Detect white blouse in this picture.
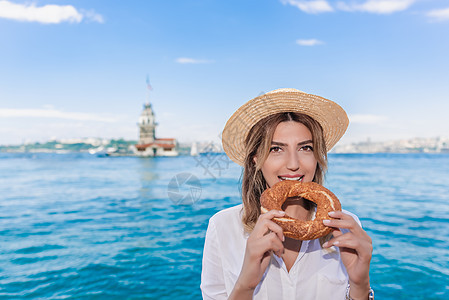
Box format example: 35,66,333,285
201,204,360,300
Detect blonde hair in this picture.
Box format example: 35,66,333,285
241,112,328,237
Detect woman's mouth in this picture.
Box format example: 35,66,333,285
278,175,304,182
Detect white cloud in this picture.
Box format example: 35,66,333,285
175,57,214,64
280,0,333,14
82,9,104,23
0,0,104,24
281,0,417,14
296,39,324,46
349,114,387,124
0,107,117,122
426,7,449,22
336,0,415,14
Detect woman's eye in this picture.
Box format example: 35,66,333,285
270,146,282,153
300,145,313,152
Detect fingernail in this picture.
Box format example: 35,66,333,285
323,219,331,225
328,211,336,217
282,235,285,242
322,242,329,248
278,211,285,215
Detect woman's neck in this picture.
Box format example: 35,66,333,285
282,197,310,221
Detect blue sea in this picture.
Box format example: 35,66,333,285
0,152,448,299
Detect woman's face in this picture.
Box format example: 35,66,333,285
260,121,317,188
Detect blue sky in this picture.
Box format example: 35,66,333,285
1,0,448,145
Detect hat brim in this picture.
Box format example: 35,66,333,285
222,89,349,166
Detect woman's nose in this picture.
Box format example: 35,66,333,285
286,151,300,171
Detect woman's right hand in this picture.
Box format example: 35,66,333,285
231,210,286,297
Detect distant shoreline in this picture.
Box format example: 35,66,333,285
1,136,448,155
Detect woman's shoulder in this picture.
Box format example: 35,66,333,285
209,204,243,225
206,204,248,245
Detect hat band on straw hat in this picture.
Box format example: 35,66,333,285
222,88,349,166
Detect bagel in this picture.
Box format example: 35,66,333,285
260,180,341,240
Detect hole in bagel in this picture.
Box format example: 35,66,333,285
281,197,317,221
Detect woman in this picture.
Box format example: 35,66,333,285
201,88,373,299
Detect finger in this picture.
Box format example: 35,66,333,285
254,210,286,238
264,221,285,242
323,212,361,233
253,232,285,258
328,210,350,219
322,232,363,252
331,227,343,238
255,218,284,239
330,236,372,262
323,232,371,256
323,232,356,248
263,232,285,257
259,209,286,220
325,211,372,244
322,218,354,230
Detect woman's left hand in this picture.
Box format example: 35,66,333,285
322,211,373,299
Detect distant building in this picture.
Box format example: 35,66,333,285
134,103,178,156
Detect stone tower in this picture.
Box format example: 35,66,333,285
138,103,157,144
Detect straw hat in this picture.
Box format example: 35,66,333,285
222,88,349,166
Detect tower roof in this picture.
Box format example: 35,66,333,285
141,102,154,116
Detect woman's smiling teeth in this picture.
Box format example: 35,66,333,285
279,176,304,181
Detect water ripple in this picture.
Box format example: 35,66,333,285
0,153,448,299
